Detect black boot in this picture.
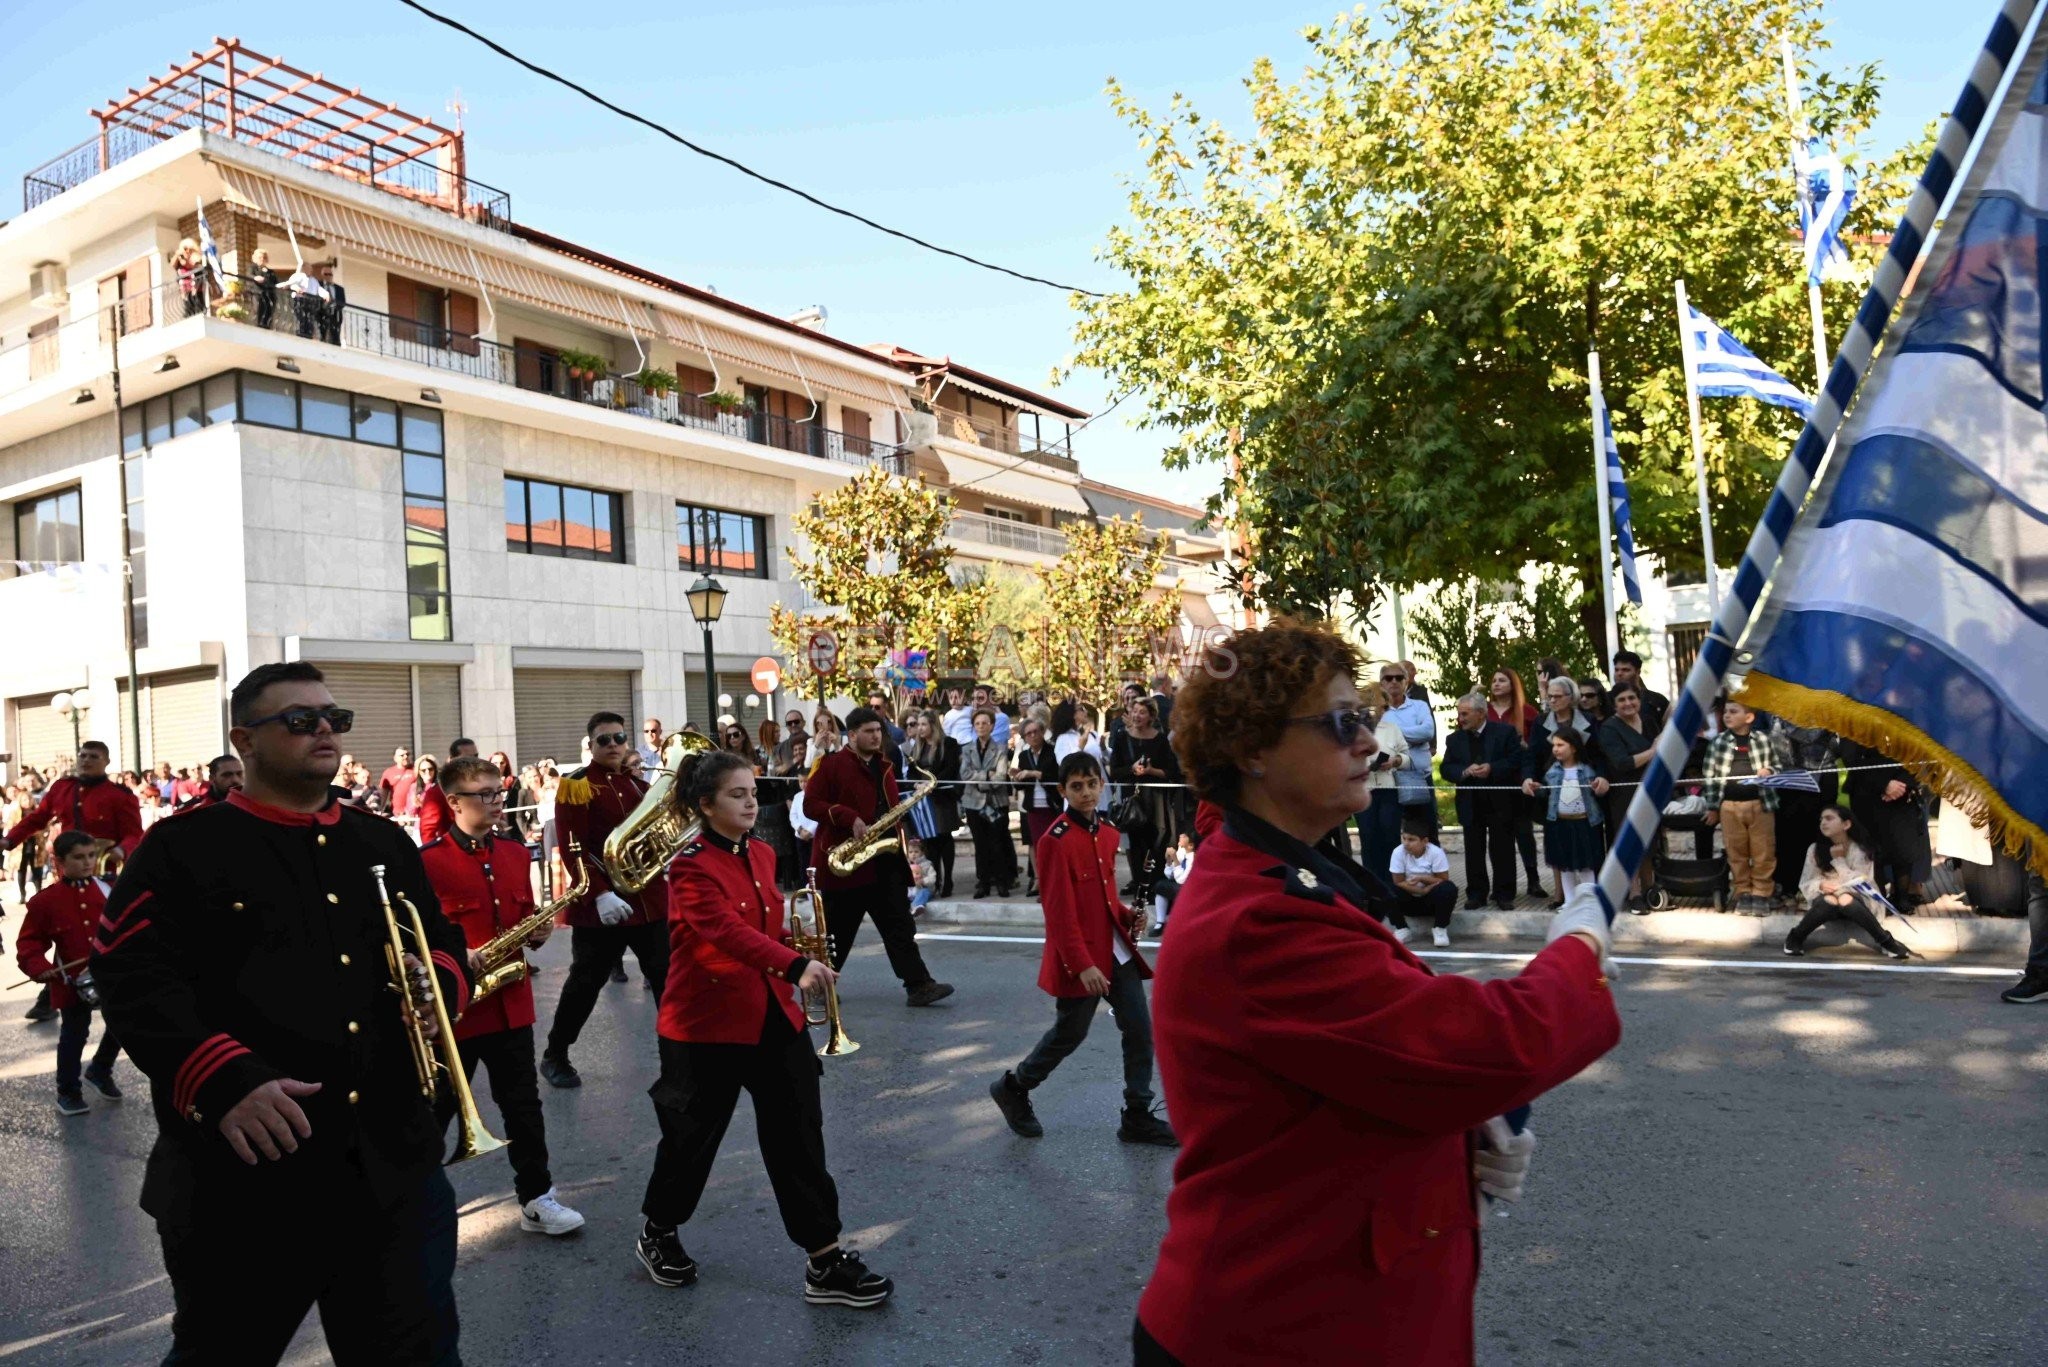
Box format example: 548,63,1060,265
1118,1102,1178,1147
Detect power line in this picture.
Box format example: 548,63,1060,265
394,0,1106,297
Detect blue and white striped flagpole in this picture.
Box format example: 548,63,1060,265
1593,0,2043,925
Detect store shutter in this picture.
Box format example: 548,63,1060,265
147,669,224,774
681,671,760,736
514,668,633,771
11,694,74,777
415,665,464,758
315,663,415,771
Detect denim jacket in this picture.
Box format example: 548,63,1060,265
1542,763,1604,827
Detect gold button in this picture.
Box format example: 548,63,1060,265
232,902,244,911
317,833,327,847
347,1090,359,1104
339,953,351,966
347,1021,360,1034
326,893,340,905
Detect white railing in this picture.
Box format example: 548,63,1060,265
948,511,1070,556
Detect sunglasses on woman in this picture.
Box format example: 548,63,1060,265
1284,708,1374,747
244,705,355,735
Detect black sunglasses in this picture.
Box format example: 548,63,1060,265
245,705,355,735
1284,708,1373,747
592,731,630,746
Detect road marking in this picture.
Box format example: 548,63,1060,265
915,932,2018,978
0,1314,126,1359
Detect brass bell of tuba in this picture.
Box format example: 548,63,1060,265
788,868,858,1058
602,728,714,894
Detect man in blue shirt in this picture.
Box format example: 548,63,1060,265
1379,663,1438,837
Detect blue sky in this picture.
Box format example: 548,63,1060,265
0,0,1995,503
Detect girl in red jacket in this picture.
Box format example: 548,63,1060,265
635,749,894,1311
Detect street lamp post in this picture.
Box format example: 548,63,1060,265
51,690,92,756
685,575,728,734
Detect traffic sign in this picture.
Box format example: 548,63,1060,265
806,629,839,676
751,656,782,694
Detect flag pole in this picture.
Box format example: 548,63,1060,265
1673,278,1722,613
1781,37,1832,390
1587,351,1620,666
1597,0,2039,926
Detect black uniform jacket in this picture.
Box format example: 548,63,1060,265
92,788,473,1223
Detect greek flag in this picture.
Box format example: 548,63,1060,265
1744,55,2048,875
1684,305,1814,417
194,195,226,289
1595,388,1643,606
1747,769,1822,793
1797,140,1857,288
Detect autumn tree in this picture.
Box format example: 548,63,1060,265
1072,0,1915,645
1035,516,1181,711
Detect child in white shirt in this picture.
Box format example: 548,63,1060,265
1387,821,1459,947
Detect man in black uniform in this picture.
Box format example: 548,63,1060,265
92,661,475,1366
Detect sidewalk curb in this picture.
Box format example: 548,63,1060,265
919,901,2027,959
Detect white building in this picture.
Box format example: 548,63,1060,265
0,40,1184,780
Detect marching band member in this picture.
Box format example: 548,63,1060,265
415,737,479,846
17,830,125,1115
636,749,895,1308
175,753,244,811
1133,620,1621,1367
92,662,475,1366
540,711,670,1087
802,706,953,1007
421,755,585,1236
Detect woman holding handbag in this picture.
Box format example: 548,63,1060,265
959,708,1015,898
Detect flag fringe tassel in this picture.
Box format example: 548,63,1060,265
1741,672,2048,880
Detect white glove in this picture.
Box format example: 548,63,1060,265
594,891,633,926
1474,1115,1537,1203
1545,884,1616,978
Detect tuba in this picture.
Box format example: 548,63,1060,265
825,765,937,878
602,728,714,893
788,867,858,1058
370,863,506,1166
465,844,591,1008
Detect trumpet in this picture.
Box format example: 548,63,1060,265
466,845,591,1008
369,863,506,1165
788,867,858,1058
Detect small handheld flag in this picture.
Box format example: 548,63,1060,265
1746,769,1822,793
1682,304,1814,418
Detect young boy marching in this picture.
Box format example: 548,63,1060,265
989,753,1176,1146
18,830,124,1115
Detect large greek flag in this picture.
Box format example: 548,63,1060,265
1596,389,1644,606
1744,50,2048,868
1684,305,1814,417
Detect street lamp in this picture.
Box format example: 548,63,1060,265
685,574,728,733
51,689,92,755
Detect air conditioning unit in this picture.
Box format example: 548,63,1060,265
29,261,68,310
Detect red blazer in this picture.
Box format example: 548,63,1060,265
657,833,805,1045
1035,812,1149,997
5,777,143,859
804,747,900,890
1138,811,1621,1367
18,877,112,1010
421,833,539,1040
552,764,664,926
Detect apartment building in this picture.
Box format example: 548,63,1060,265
0,40,1196,779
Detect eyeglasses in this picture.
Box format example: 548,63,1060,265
1284,708,1373,747
244,705,355,735
592,731,629,747
643,727,662,734
450,789,505,804
1379,674,1406,683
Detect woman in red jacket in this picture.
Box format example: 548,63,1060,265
634,749,894,1310
1135,620,1622,1367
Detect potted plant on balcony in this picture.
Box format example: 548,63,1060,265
704,390,746,413
634,367,677,396
559,348,606,381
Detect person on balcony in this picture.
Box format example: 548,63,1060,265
285,261,328,339
246,249,279,329
170,239,206,318
319,263,346,346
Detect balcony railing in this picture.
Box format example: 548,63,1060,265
948,511,1070,556
928,405,1076,466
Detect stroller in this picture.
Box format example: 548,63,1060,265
1644,779,1730,911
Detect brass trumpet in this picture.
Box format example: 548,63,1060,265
466,844,591,1008
369,863,506,1165
788,867,858,1058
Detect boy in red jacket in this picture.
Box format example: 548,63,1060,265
18,830,125,1115
989,753,1176,1146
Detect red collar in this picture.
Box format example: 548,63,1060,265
228,787,344,827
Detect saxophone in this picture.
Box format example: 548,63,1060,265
466,847,591,1008
825,765,937,877
602,728,714,893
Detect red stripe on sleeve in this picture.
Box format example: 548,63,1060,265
106,889,155,930
93,917,152,956
172,1034,240,1114
175,1044,250,1116
430,949,470,1014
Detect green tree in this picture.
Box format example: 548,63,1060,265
1072,0,1908,645
1035,516,1181,711
1408,569,1600,702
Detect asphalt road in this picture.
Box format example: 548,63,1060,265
1,901,2044,1366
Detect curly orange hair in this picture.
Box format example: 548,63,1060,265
1170,619,1363,805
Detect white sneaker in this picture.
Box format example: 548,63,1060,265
520,1189,587,1236
1391,925,1412,944
1431,928,1451,948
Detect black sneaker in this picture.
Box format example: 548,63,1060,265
609,963,629,984
55,1091,88,1117
81,1063,122,1100
539,1053,582,1089
905,980,955,1008
804,1248,893,1308
1782,938,1805,956
1999,971,2048,1004
1879,941,1914,961
989,1071,1043,1138
24,989,55,1023
1118,1102,1179,1148
635,1221,698,1287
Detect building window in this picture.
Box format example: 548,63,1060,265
12,486,83,569
983,504,1030,524
676,502,767,578
401,405,451,641
506,477,625,562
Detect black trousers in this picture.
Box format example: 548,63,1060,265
641,1009,840,1251
965,809,1016,891
437,1024,552,1205
1388,881,1459,930
2025,872,2048,975
825,878,935,989
1774,775,1839,897
545,921,669,1059
56,1004,121,1093
924,831,956,894
160,1165,459,1366
1014,958,1155,1106
1121,819,1163,896
1459,796,1516,905
1515,795,1546,890
1851,794,1932,899
1787,892,1903,954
